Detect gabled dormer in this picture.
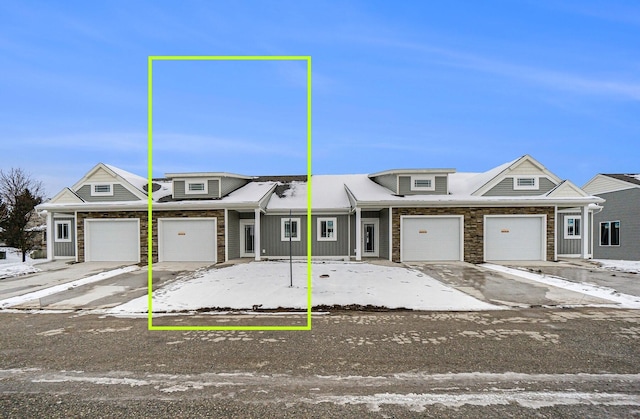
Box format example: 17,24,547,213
165,172,253,200
71,163,148,202
368,169,456,195
473,155,561,197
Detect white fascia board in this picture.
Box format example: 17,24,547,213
352,196,605,208
368,168,456,178
257,184,278,211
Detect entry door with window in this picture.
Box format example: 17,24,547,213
240,220,255,257
361,219,379,257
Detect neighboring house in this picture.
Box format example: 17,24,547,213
36,155,603,264
582,174,640,261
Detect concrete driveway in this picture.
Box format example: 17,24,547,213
1,262,213,310
410,262,618,308
502,260,640,298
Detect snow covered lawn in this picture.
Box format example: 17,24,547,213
595,260,640,274
111,261,500,313
0,247,42,280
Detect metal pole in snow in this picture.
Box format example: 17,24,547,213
289,209,293,287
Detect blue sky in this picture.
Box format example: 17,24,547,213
1,0,639,197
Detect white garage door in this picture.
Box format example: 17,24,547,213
85,219,140,262
401,216,463,261
485,216,545,261
159,218,217,262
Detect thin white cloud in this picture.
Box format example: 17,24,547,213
361,38,640,101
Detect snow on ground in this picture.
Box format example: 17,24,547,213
595,259,640,274
482,264,640,309
0,247,42,279
111,261,500,313
0,266,139,309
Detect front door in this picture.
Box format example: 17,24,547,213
361,218,379,257
240,220,255,257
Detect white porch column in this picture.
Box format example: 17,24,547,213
224,209,229,262
46,212,53,260
254,209,261,261
355,207,362,261
582,205,590,259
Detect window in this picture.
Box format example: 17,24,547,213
600,221,620,246
564,216,581,239
317,217,337,241
281,217,301,241
514,176,539,190
55,221,71,242
91,184,113,196
185,180,208,195
410,175,435,191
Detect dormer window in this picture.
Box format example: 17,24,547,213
92,184,113,196
185,180,208,195
411,175,435,191
514,176,538,190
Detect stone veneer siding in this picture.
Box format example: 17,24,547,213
77,209,225,263
392,207,555,264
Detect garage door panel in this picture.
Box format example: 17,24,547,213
485,216,544,261
402,217,462,261
159,218,216,262
86,220,139,262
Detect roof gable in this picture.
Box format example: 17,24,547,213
582,174,639,195
47,187,84,204
545,180,590,198
472,155,561,196
71,163,148,201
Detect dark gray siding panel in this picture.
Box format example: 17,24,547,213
379,208,390,260
77,184,139,202
173,179,220,199
484,177,556,196
239,212,254,219
260,215,349,257
398,176,448,195
362,211,379,218
221,177,249,197
372,174,397,193
557,212,583,255
593,189,640,260
227,211,240,260
53,217,75,257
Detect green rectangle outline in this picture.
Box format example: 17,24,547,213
147,55,312,331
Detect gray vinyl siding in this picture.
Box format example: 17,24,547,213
379,208,390,260
260,215,349,257
483,177,557,196
592,189,640,260
221,177,249,197
227,211,240,260
239,212,255,219
557,212,582,255
173,179,220,199
76,184,139,202
372,174,397,193
398,176,448,195
53,217,75,257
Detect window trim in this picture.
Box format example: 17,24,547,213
185,179,208,195
317,217,337,242
599,220,620,247
54,220,72,243
410,175,436,191
91,183,114,196
564,216,582,240
513,176,539,190
281,217,301,241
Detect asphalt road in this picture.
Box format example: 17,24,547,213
1,308,639,417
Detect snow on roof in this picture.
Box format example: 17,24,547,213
266,175,353,210
104,164,149,193
223,181,276,203
450,158,517,195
